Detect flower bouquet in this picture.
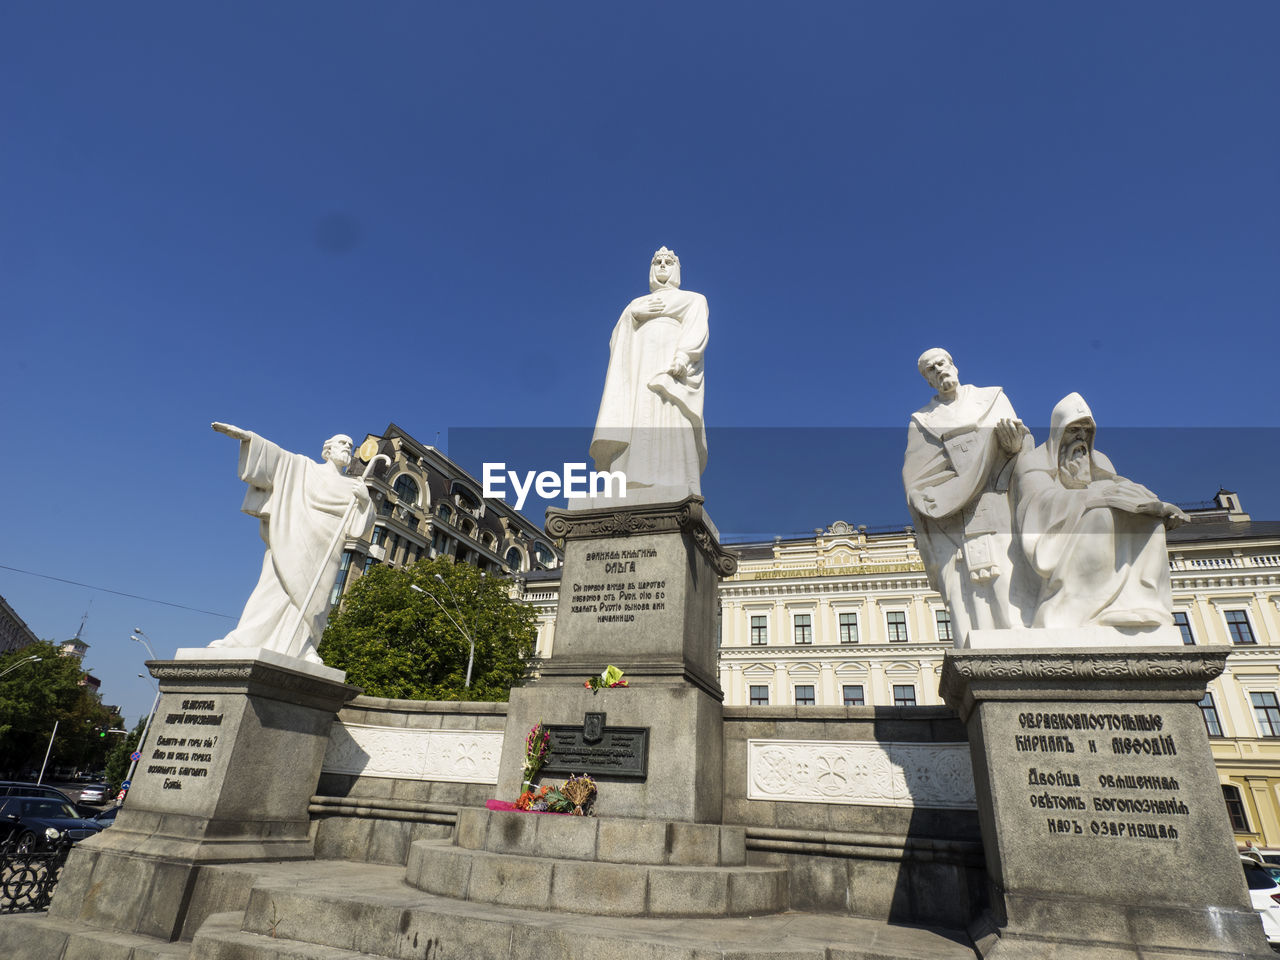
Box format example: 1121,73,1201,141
521,722,551,792
584,664,629,694
543,774,597,816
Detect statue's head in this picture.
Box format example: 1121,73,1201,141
650,246,681,292
1049,393,1095,488
917,348,958,398
322,434,354,470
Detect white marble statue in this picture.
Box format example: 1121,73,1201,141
1012,393,1187,630
208,423,374,663
589,246,708,503
902,348,1037,644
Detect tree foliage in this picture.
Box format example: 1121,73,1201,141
105,717,147,796
318,558,537,701
0,642,122,778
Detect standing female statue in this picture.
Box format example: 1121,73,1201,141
589,246,708,504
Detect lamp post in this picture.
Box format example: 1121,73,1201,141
0,655,41,679
436,572,484,689
130,629,158,661
122,631,162,802
410,580,477,689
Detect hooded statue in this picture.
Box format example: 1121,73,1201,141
1012,392,1187,630
589,246,708,503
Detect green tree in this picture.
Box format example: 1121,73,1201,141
0,642,94,778
318,558,537,701
105,717,147,797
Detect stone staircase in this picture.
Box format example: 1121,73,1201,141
181,809,978,960
403,807,789,917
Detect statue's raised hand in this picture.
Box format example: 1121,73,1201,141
212,422,252,441
995,418,1027,456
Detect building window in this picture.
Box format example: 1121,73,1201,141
750,615,768,645
793,614,812,645
505,547,523,571
370,526,386,546
749,685,769,706
1198,692,1223,737
838,613,859,644
842,684,865,706
392,474,419,506
886,611,908,643
1223,784,1251,833
935,610,953,643
533,542,556,567
794,685,815,706
378,498,394,517
1173,611,1195,645
362,556,378,574
893,684,917,707
437,503,453,524
329,551,354,606
1251,692,1280,737
1226,610,1256,645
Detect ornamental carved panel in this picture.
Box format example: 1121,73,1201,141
322,721,503,784
746,738,976,810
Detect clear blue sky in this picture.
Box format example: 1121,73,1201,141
2,2,1277,728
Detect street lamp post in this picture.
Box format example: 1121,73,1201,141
122,630,162,802
37,720,58,785
0,655,41,679
410,580,477,688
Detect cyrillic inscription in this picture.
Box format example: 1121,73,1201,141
1016,711,1187,842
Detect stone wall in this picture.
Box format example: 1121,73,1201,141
311,696,986,927
723,705,987,928
312,696,507,863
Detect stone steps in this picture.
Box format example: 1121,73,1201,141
187,859,977,960
0,912,194,960
454,806,746,865
406,837,789,917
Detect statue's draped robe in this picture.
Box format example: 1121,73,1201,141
902,384,1032,642
1013,399,1173,629
212,433,373,659
590,278,708,497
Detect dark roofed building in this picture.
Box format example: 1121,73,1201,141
329,423,562,606
0,595,39,655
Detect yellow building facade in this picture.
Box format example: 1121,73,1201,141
516,491,1280,850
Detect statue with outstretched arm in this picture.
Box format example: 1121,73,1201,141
208,422,378,664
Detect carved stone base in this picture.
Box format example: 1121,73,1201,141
504,497,734,822
47,656,359,942
540,495,736,697
940,645,1273,959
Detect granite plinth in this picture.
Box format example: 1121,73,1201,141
499,682,723,822
502,497,732,822
47,656,359,942
940,644,1273,959
540,496,735,698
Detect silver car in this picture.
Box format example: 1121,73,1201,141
78,783,107,804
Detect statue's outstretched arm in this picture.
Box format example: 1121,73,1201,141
212,421,252,441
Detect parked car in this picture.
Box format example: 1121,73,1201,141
77,783,107,805
0,795,104,851
0,781,76,804
1241,856,1280,945
93,806,120,829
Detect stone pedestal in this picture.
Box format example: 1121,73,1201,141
497,496,737,822
940,645,1273,959
47,651,358,941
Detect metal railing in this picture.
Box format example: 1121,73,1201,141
0,834,73,913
